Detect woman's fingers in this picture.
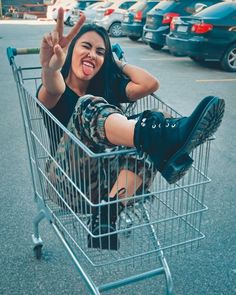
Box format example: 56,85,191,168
43,32,53,47
55,7,64,39
65,11,86,43
52,9,86,49
51,31,59,47
53,44,65,64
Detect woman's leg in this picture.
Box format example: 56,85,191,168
109,169,142,202
74,94,224,250
105,114,136,147
104,96,225,184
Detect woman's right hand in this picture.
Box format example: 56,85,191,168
40,7,86,71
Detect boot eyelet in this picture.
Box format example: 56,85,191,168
171,124,176,128
152,124,156,128
142,118,147,123
165,122,169,128
141,122,146,127
158,123,161,128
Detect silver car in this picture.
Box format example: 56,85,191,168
71,1,105,25
94,0,137,37
83,1,113,24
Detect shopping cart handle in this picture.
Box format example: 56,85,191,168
7,47,40,65
7,47,16,65
112,43,124,60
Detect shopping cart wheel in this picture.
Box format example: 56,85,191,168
33,244,43,260
32,234,43,259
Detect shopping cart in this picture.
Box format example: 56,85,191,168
7,45,212,294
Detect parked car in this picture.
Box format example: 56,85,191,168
76,0,102,11
71,1,112,25
47,0,76,25
48,0,99,26
121,0,159,41
142,0,221,50
166,1,236,72
94,0,137,37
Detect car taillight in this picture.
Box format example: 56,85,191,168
191,23,213,34
162,13,179,24
104,8,114,16
170,16,179,31
134,11,142,22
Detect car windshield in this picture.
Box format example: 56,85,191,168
195,2,236,18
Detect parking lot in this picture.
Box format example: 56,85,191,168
0,19,235,295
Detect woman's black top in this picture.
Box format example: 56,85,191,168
37,75,131,154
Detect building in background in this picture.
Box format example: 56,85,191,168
1,0,55,18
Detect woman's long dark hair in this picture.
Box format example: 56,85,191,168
61,23,125,106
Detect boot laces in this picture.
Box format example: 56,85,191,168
150,118,180,129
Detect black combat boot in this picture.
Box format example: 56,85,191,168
134,96,225,184
88,196,123,250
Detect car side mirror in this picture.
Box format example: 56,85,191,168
194,3,207,13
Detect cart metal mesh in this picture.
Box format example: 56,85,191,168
8,47,212,294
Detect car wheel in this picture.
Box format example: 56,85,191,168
109,22,123,37
221,44,236,72
129,36,140,42
149,43,163,50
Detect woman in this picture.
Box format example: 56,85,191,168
38,8,225,250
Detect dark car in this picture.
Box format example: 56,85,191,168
142,0,221,50
121,0,159,41
166,2,236,72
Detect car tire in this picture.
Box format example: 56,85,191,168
109,22,123,38
129,36,140,42
149,43,163,50
221,43,236,72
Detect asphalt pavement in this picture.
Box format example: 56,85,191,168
0,19,235,295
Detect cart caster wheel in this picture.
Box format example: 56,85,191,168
33,244,43,259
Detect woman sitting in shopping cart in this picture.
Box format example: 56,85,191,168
37,7,224,250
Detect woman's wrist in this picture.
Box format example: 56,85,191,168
118,60,128,71
42,67,61,74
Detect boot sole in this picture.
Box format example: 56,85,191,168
162,97,225,184
88,224,120,250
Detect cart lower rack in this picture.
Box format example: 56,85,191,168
7,46,212,294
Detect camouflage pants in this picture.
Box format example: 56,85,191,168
46,95,156,213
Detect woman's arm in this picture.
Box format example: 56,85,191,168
117,61,159,101
38,8,85,109
39,68,66,109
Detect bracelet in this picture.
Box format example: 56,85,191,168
119,61,127,71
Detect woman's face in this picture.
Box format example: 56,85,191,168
71,31,106,82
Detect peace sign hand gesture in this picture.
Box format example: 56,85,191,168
40,7,86,71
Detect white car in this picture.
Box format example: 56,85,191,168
47,0,78,26
94,0,137,37
71,1,111,25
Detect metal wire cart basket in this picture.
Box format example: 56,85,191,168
7,46,212,295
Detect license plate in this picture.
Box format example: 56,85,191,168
177,26,188,33
145,32,153,39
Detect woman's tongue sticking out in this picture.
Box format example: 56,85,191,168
82,61,94,76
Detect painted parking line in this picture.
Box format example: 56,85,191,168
196,79,236,83
140,57,190,61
